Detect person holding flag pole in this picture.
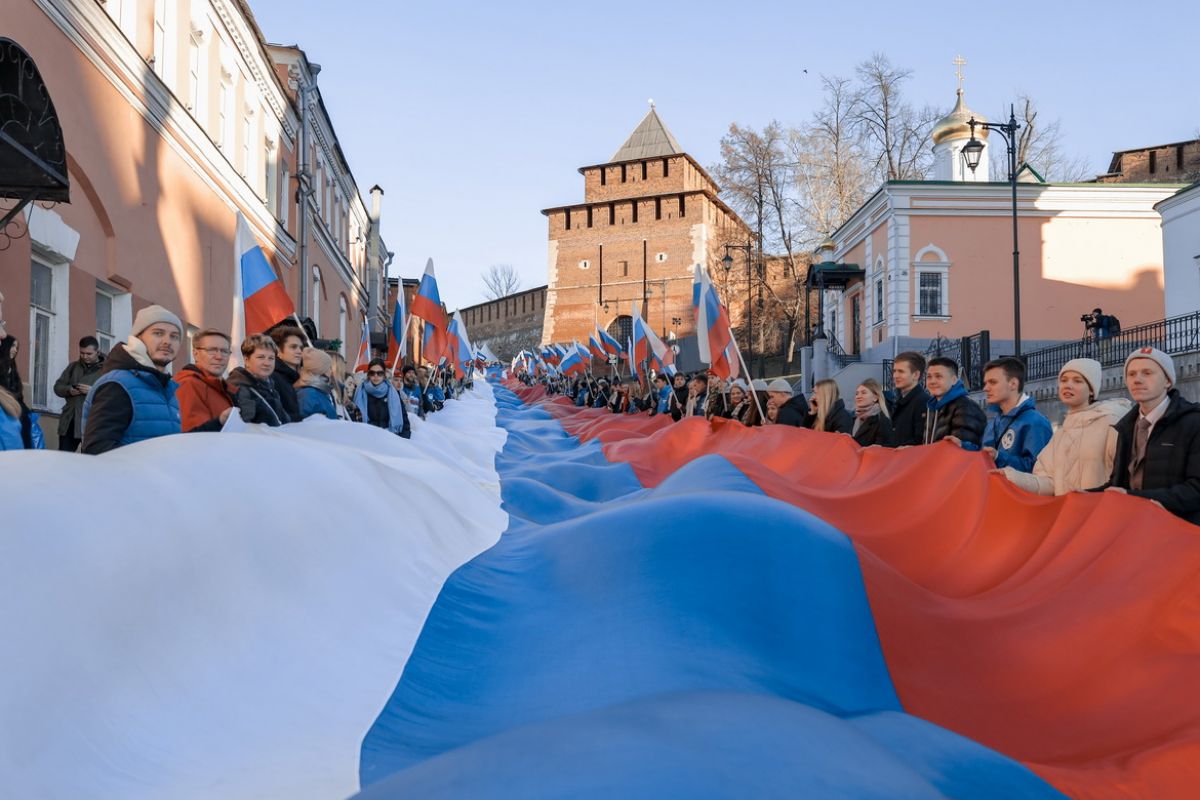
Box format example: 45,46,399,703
693,263,764,424
411,258,451,405
388,282,409,376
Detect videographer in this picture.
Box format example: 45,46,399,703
1082,308,1111,340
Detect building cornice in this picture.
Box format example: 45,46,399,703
541,188,748,232
210,0,294,137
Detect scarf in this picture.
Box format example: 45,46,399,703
354,379,405,434
855,398,881,421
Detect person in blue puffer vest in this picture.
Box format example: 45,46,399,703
651,374,671,416
82,305,183,455
981,357,1053,473
0,387,23,450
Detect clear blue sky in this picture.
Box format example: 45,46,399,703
248,0,1198,310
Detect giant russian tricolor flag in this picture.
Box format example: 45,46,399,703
233,211,294,344
4,377,1199,799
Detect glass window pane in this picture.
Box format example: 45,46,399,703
31,262,52,309
96,291,113,335
33,312,50,407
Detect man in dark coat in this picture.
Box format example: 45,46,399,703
53,336,105,451
1102,347,1200,524
888,351,929,447
922,357,986,449
766,379,808,427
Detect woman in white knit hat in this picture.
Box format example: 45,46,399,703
1001,358,1129,495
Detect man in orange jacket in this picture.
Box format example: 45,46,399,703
175,329,235,432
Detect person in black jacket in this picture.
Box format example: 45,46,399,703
922,357,986,449
852,378,893,447
269,326,305,421
668,373,689,422
352,358,411,438
887,351,929,447
1102,347,1200,524
766,378,808,427
227,334,290,427
804,379,854,434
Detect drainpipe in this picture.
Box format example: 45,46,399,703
296,62,320,320
368,185,384,332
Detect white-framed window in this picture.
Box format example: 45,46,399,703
874,278,884,325
241,113,253,179
105,0,138,44
186,33,202,114
264,137,278,211
96,285,115,354
216,81,229,150
279,166,290,226
311,266,322,333
95,280,132,355
28,255,70,412
152,0,168,79
338,296,348,358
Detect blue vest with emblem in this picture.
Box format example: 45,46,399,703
83,368,181,446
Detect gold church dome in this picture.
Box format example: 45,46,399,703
931,89,988,146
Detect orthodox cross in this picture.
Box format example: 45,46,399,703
953,55,967,90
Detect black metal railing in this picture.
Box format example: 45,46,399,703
882,359,894,393
924,330,991,390
826,333,861,368
1023,310,1200,382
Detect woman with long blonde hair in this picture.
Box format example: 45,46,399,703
851,378,893,446
805,379,854,435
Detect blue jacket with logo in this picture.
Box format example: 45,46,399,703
983,394,1053,472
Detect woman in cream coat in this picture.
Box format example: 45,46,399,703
1002,358,1130,495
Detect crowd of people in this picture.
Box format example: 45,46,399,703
524,346,1200,524
3,302,1198,524
0,305,468,456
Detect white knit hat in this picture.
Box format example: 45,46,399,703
1059,358,1102,399
1124,346,1176,385
766,378,793,394
750,379,769,392
132,304,182,335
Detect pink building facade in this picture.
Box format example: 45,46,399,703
0,0,386,440
823,86,1181,360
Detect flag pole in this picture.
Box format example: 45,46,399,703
291,313,314,348
729,325,764,423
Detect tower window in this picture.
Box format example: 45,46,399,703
631,200,638,223
565,209,571,230
641,161,648,180
587,207,593,228
600,168,606,186
678,195,686,218
609,202,615,224
1149,150,1157,174
662,158,669,177
620,260,629,277
620,164,627,183
1178,145,1185,170
655,197,662,220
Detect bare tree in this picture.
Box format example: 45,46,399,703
482,264,521,300
792,75,871,244
987,95,1093,182
852,53,938,182
712,122,815,364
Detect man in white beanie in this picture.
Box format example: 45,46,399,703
765,378,807,427
1102,346,1200,523
81,304,183,454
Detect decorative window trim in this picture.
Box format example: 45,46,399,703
913,264,950,319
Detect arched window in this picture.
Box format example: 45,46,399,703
311,266,322,333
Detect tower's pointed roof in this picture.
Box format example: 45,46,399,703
610,105,683,162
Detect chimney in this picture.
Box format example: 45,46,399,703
366,185,384,331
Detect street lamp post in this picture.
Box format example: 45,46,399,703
722,243,754,376
962,108,1023,356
